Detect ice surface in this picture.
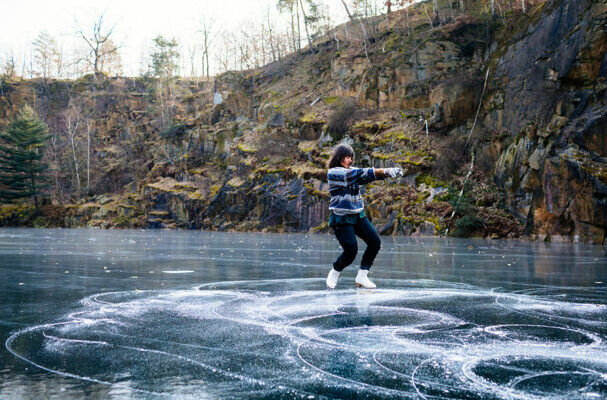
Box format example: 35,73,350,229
1,228,606,399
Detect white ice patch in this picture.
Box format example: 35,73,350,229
162,270,194,274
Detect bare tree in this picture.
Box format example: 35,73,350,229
20,48,31,79
260,21,267,65
340,0,371,67
97,39,122,76
187,45,198,77
265,7,278,62
353,0,376,17
197,17,216,78
63,105,82,196
48,130,63,201
215,31,232,73
278,0,300,52
54,41,66,78
32,31,59,79
298,0,314,50
77,13,120,75
1,51,17,78
86,121,92,195
234,30,252,70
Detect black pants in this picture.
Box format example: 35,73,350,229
332,217,381,272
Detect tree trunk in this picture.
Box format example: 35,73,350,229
50,135,62,201
70,132,81,195
296,0,301,51
93,47,100,74
31,176,39,214
87,121,91,195
290,11,296,52
267,12,277,62
261,24,266,65
66,110,81,196
200,51,205,76
204,31,210,77
340,0,354,20
298,0,314,50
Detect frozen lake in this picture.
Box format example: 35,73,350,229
1,228,606,399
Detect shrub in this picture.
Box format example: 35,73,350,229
113,214,134,228
447,185,474,216
432,134,468,180
453,215,484,237
0,204,35,226
327,101,360,136
415,173,448,188
255,130,300,162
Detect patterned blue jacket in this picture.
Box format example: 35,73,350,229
327,167,383,215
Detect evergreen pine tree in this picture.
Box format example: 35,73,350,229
0,105,51,211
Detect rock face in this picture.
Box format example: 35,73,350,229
492,0,607,243
0,0,604,243
330,15,485,117
203,175,329,232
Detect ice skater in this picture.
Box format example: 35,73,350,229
326,143,403,289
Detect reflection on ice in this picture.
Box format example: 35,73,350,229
7,278,607,399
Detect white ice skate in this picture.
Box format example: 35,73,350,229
355,269,376,289
326,268,340,289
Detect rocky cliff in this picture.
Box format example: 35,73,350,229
490,0,607,243
0,0,605,243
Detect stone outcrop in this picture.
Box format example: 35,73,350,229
491,0,607,243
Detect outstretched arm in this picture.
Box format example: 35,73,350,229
374,167,403,179
357,167,402,184
358,167,403,185
331,167,403,186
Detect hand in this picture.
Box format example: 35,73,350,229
386,167,403,178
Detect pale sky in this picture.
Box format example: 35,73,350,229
0,0,353,77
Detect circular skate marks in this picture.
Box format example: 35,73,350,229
495,289,607,329
6,279,607,398
484,325,601,346
466,356,607,398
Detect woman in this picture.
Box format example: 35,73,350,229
326,143,402,289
